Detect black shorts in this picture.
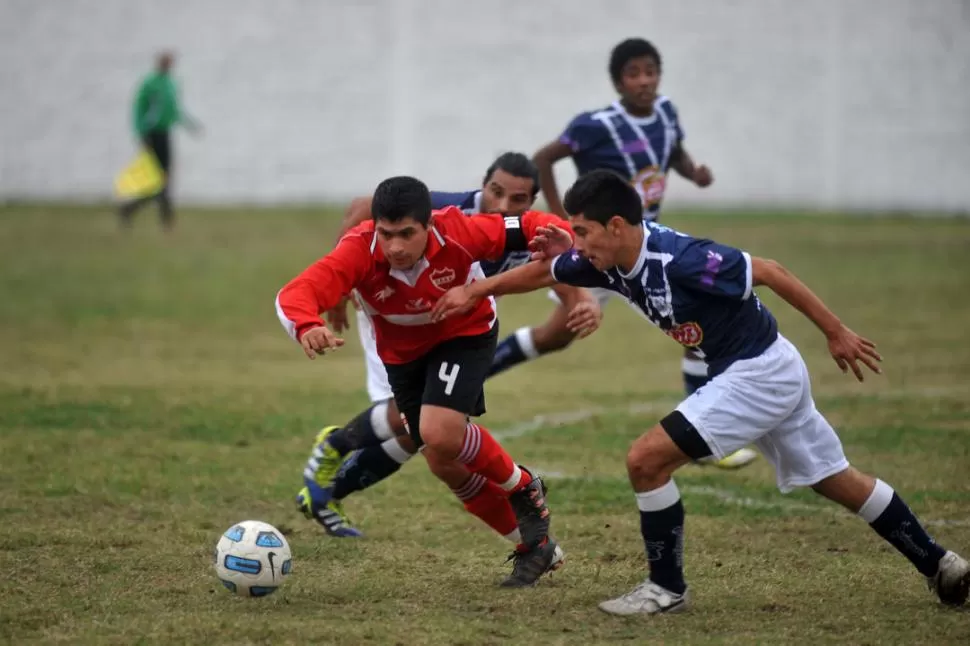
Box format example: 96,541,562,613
384,328,498,447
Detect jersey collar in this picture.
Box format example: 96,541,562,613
371,224,447,286
612,99,659,125
617,222,651,279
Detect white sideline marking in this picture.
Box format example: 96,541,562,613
492,400,673,441
534,471,969,527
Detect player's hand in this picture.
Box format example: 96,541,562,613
431,286,481,322
325,296,352,333
299,325,345,359
529,224,574,261
566,300,602,339
692,165,713,188
826,324,882,381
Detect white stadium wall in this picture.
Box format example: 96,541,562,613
1,0,968,212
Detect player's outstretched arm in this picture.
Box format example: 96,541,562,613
752,257,882,381
276,235,370,359
323,196,373,332
430,260,558,323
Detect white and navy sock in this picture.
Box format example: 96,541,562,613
636,480,687,595
682,357,710,396
331,438,412,501
858,479,946,577
487,327,540,378
328,401,396,456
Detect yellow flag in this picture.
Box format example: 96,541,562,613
114,149,165,200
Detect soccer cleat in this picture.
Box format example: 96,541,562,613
500,539,563,588
507,469,551,549
303,425,350,493
697,447,758,469
928,550,970,606
598,580,691,616
295,486,363,538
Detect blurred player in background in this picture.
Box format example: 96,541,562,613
511,37,754,469
277,176,595,586
119,51,202,231
433,169,970,614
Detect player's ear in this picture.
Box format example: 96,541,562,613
609,215,624,236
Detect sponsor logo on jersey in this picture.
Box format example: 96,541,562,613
666,321,703,347
406,297,431,312
374,286,395,302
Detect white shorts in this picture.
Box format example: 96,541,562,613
356,308,394,403
676,334,849,493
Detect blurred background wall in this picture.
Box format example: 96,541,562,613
1,0,968,211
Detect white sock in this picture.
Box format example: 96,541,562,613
515,327,540,360
681,357,708,377
857,478,894,523
635,479,682,511
380,438,413,465
370,401,395,441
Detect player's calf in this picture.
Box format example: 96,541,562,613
326,400,406,457
813,467,969,606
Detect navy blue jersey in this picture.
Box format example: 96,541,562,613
559,97,684,221
550,222,778,377
429,189,532,277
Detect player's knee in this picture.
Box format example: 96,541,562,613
417,406,466,458
626,429,677,486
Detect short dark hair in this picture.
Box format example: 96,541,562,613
483,152,540,197
371,176,432,226
563,170,642,225
609,38,662,83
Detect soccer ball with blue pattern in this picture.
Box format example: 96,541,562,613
214,520,292,597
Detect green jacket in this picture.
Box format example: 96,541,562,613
133,72,182,136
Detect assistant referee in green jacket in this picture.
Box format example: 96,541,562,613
120,51,201,230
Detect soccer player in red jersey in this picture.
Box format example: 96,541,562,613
276,175,598,586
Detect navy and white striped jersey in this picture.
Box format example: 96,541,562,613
429,190,533,277
559,97,684,221
550,222,778,377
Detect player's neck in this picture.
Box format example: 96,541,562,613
619,98,653,118
616,224,645,274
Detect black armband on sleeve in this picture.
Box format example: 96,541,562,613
501,215,528,253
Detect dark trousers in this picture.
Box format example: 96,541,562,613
119,130,174,229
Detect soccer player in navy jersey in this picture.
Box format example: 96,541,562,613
432,169,969,614
491,40,757,469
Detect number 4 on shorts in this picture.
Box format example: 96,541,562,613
438,362,460,396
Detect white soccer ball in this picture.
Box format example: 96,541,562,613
214,520,292,597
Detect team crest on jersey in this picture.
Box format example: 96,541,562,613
666,321,703,347
429,267,456,289
633,165,667,207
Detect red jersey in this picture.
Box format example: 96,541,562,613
276,206,569,364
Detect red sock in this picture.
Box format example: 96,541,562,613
452,475,519,541
456,423,530,492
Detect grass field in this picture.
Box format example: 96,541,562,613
1,204,969,645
